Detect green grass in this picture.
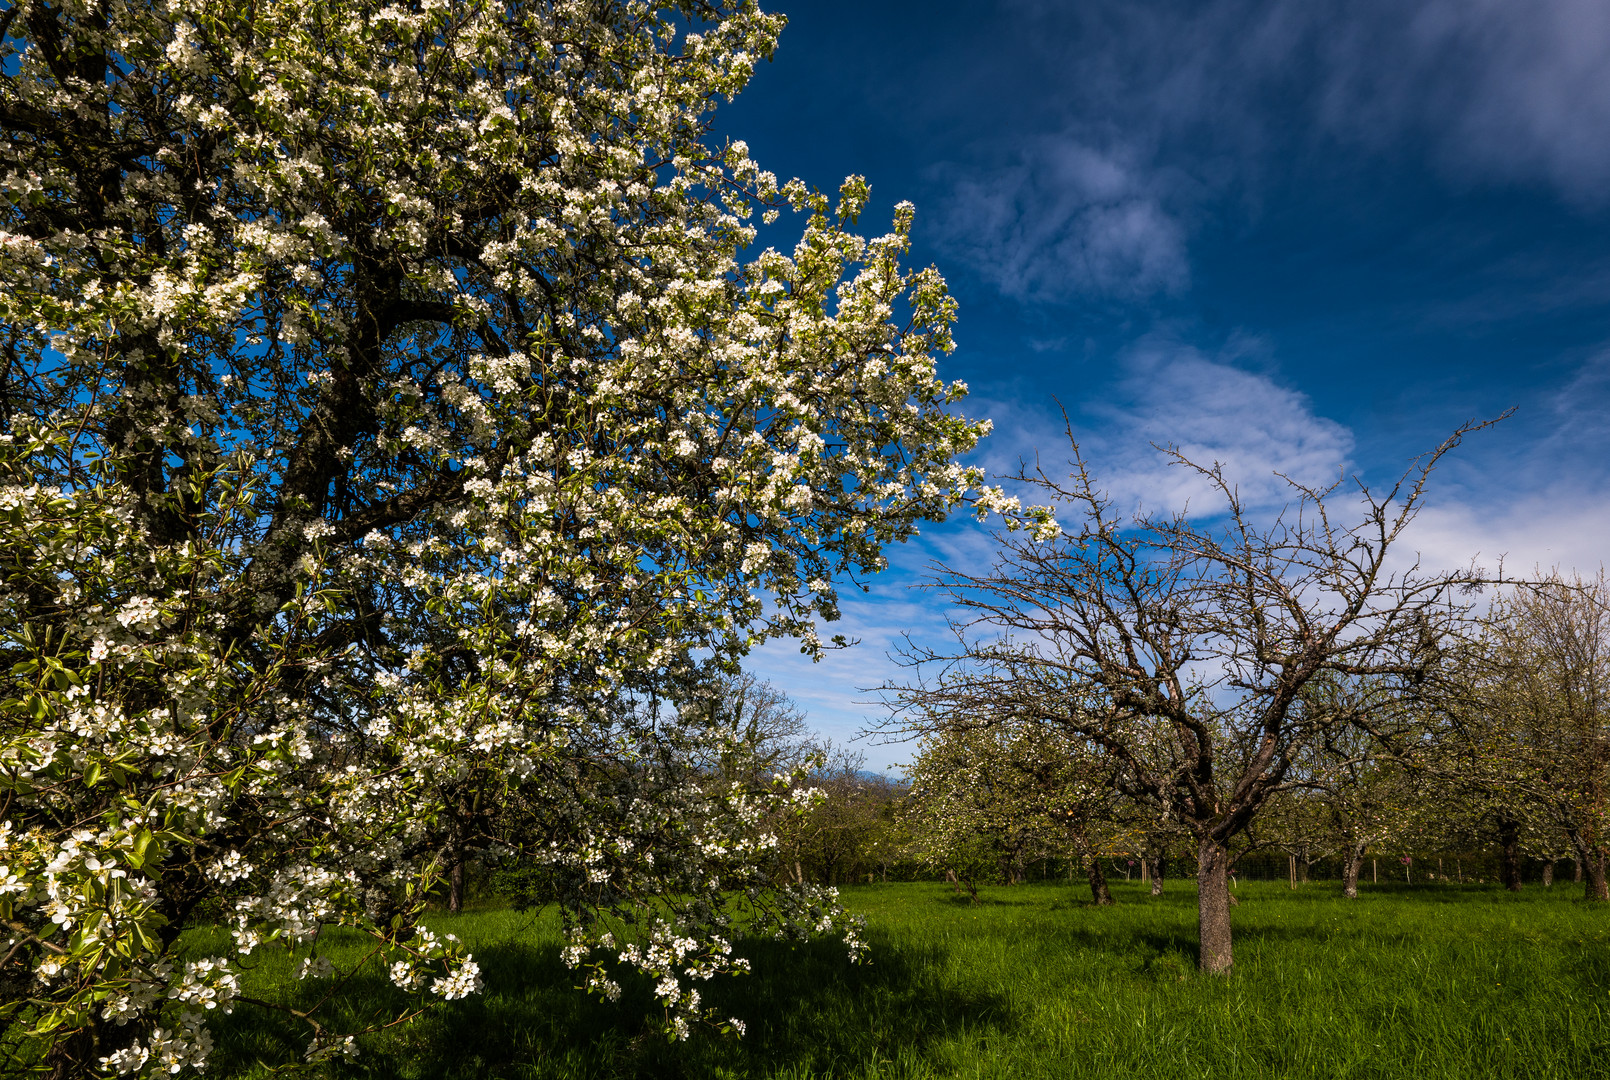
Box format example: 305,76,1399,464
196,880,1610,1079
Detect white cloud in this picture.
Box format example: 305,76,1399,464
1081,338,1355,514
1401,494,1610,583
933,138,1190,303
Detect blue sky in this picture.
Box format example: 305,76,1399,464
720,0,1610,770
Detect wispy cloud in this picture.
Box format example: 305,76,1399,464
740,558,973,772
1079,337,1355,513
931,138,1190,303
1000,0,1610,206
1310,0,1610,204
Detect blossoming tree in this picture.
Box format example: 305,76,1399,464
1443,572,1610,900
900,719,1123,904
0,0,988,1072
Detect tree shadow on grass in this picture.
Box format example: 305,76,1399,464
206,925,1013,1080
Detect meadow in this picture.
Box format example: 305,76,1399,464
196,880,1610,1080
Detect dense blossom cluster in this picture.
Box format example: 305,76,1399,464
0,0,986,1072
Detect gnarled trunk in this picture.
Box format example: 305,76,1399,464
1343,843,1366,899
1197,838,1233,974
1084,851,1113,906
1542,861,1554,887
1149,856,1165,897
1585,851,1608,902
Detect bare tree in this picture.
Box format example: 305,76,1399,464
882,423,1490,972
685,671,823,782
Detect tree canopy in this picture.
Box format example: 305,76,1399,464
0,0,987,1072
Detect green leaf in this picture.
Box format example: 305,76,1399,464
127,830,153,870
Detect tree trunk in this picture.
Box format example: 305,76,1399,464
1085,853,1113,906
1287,854,1297,890
1542,861,1554,887
448,853,465,913
1197,838,1233,974
1498,816,1523,892
1585,851,1608,902
1372,858,1378,884
1140,858,1150,884
1149,856,1165,897
1574,857,1583,883
1343,846,1364,899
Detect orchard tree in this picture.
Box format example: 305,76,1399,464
1310,730,1418,899
685,671,823,784
885,425,1491,973
1262,682,1423,899
900,719,1121,903
0,0,990,1072
1459,573,1610,899
775,743,899,886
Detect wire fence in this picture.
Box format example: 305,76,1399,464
1178,853,1582,887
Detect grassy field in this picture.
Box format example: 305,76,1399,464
194,880,1610,1079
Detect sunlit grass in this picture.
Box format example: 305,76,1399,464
196,880,1610,1079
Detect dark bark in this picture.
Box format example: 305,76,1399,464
1084,853,1113,906
1148,855,1165,897
1197,838,1233,973
448,854,465,914
1498,816,1523,891
1585,851,1609,902
1542,862,1554,887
